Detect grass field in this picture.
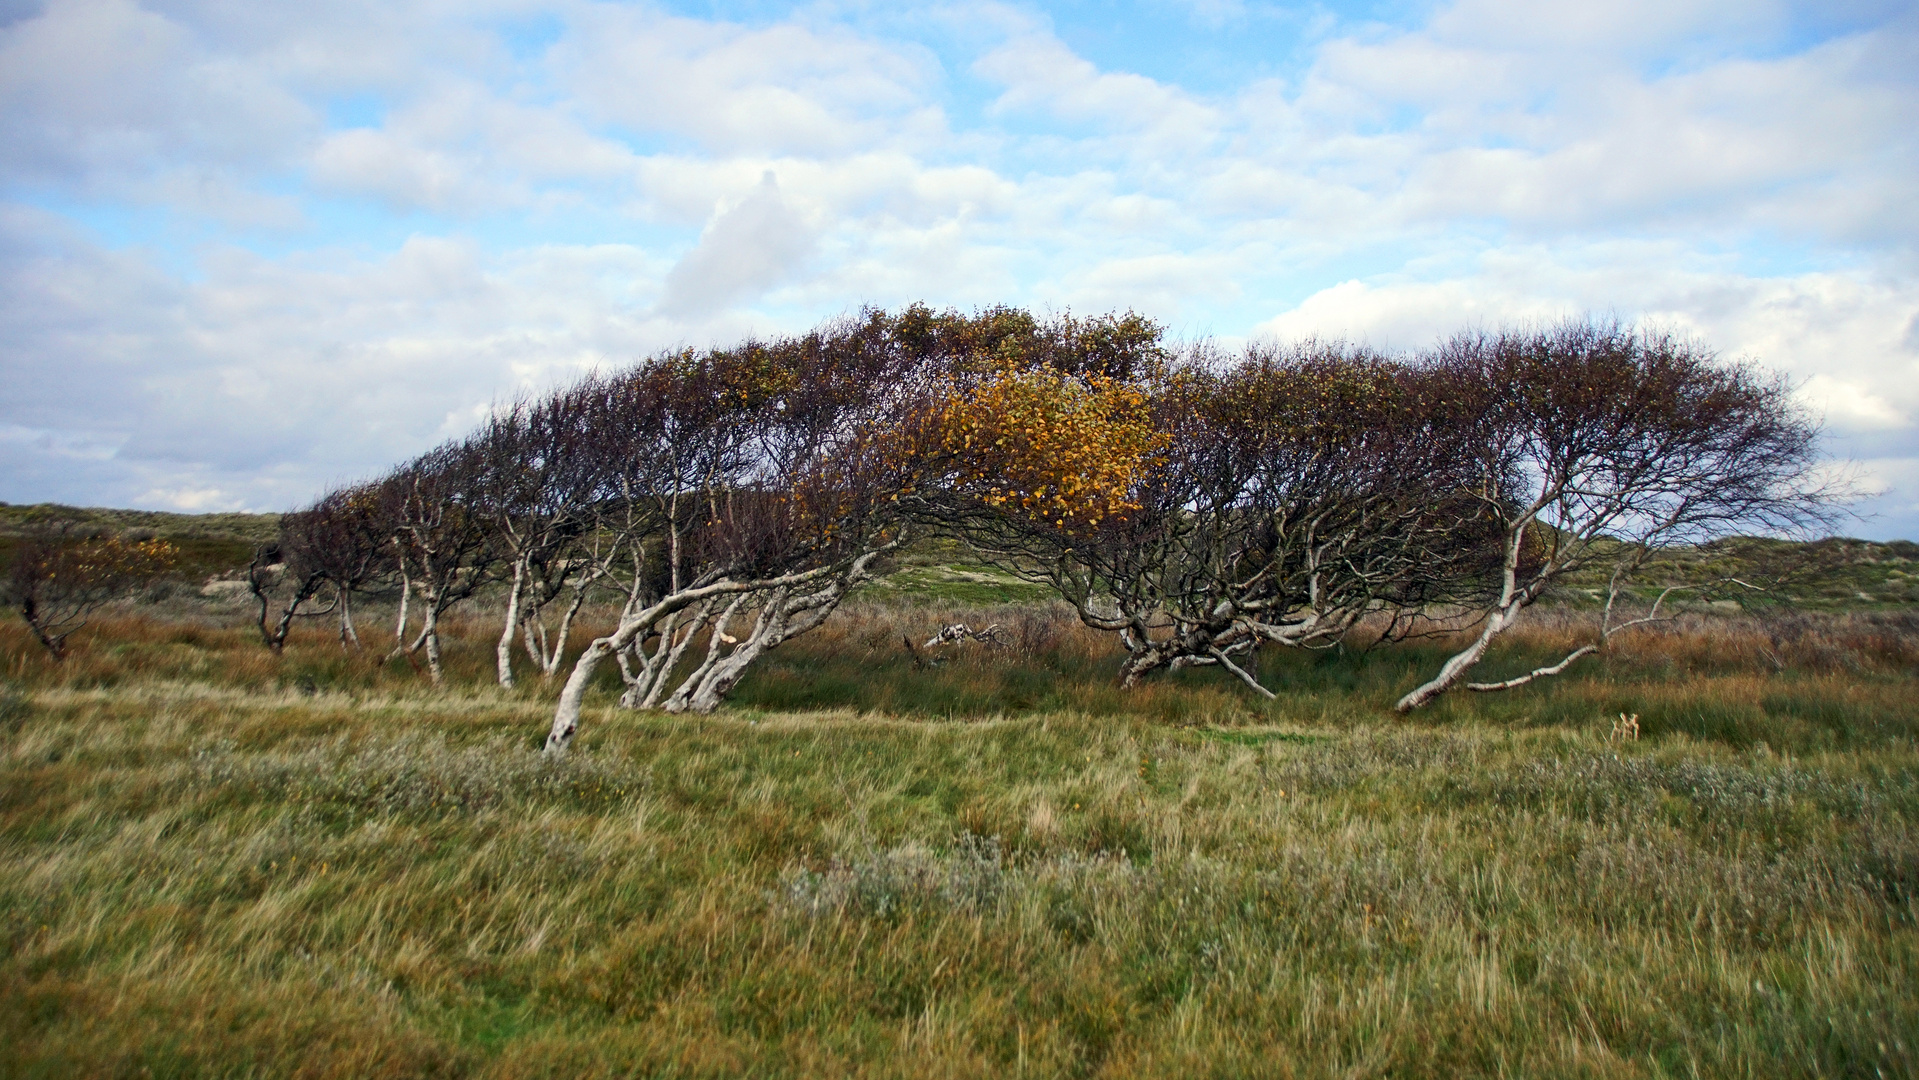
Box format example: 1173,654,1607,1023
2,600,1916,1078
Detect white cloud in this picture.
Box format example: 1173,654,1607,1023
0,218,687,508
0,0,315,186
1801,374,1906,430
1279,9,1919,247
137,484,238,512
658,171,817,318
1847,456,1919,534
976,32,1221,152
1426,0,1791,54
311,128,503,213
1055,251,1241,322
555,5,943,158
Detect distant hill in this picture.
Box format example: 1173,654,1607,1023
1547,535,1918,611
0,502,280,583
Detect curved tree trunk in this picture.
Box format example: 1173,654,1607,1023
1395,518,1551,713
544,548,897,754
544,576,765,754
546,636,617,754
1393,601,1520,712
496,558,526,688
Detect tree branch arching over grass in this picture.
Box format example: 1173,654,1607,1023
1395,320,1843,712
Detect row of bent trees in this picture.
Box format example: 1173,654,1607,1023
239,304,1836,753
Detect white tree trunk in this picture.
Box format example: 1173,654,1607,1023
663,570,862,714
1395,517,1552,712
546,636,615,754
496,558,526,689
1465,644,1599,691
621,598,723,709
392,573,411,649
339,591,361,649
1394,600,1522,712
523,610,546,665
422,605,445,684
543,546,896,754
544,577,770,754
652,594,756,713
539,584,591,679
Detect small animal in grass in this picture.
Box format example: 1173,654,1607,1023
1610,712,1640,743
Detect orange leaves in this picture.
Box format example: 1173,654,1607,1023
932,361,1167,531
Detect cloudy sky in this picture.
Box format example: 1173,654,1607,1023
3,0,1916,536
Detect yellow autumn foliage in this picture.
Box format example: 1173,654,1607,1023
34,537,178,585
933,362,1166,529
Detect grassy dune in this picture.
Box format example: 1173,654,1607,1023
1,606,1916,1078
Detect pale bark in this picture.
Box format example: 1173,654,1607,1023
545,576,767,754
1395,600,1523,712
523,557,611,681
421,605,444,683
537,584,591,679
544,545,896,755
1465,645,1598,691
659,593,759,712
1455,573,1742,695
496,558,526,688
665,572,857,713
1395,518,1548,713
392,567,411,650
338,591,361,649
1209,646,1276,699
621,596,728,709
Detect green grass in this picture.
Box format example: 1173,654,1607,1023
1,605,1916,1077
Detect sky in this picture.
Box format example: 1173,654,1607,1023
2,0,1916,538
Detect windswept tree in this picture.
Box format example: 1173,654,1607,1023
259,304,1841,721
1394,320,1839,712
918,329,1172,668
934,336,1501,695
1128,345,1499,692
6,525,176,659
543,313,934,753
251,484,398,653
246,516,334,654
301,484,397,649
468,391,611,687
576,349,769,712
380,444,500,683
